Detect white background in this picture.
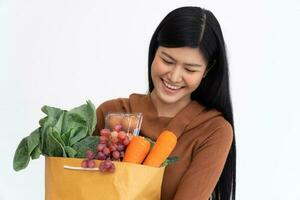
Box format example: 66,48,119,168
1,0,299,199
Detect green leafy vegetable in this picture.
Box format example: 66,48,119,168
13,100,97,171
72,136,99,158
65,146,77,158
13,138,30,171
160,156,179,167
30,146,42,160
144,137,155,150
47,129,66,157
13,128,40,171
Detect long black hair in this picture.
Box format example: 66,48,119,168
147,6,236,200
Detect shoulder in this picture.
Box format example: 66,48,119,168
203,114,233,142
201,117,233,149
212,118,233,142
189,117,233,159
186,103,232,135
186,105,233,147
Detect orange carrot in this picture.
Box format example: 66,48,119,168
123,136,151,164
143,130,177,167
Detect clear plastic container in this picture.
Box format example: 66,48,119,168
104,112,143,137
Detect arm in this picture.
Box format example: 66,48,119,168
173,123,233,200
92,98,129,136
92,104,106,136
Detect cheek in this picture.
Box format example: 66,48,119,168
151,60,160,82
185,74,204,88
151,59,167,77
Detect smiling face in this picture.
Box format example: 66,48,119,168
150,46,208,107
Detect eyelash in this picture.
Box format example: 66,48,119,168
162,58,174,65
162,59,196,73
185,68,196,73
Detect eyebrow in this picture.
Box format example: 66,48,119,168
161,51,203,67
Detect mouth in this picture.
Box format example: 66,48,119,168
161,79,184,92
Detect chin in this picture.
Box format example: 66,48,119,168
159,95,180,104
153,78,191,105
156,89,189,105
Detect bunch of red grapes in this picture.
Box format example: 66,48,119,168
81,124,131,172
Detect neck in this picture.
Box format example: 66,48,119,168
150,91,191,118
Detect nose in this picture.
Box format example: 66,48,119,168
168,65,183,83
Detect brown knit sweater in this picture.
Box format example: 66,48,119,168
93,93,233,200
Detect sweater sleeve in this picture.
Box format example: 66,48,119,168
172,122,233,200
92,98,130,136
92,102,106,136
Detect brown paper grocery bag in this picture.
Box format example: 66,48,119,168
45,156,165,200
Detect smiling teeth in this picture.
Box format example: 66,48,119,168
163,80,181,90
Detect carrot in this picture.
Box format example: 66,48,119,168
143,130,177,167
123,136,151,164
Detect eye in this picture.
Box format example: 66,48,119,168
162,58,174,65
185,68,196,73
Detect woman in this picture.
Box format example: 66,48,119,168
94,6,236,200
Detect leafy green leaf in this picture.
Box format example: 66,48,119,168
65,146,77,158
53,111,65,135
145,137,155,150
39,106,64,131
13,100,97,171
13,128,40,171
30,146,42,160
52,129,66,147
27,128,40,155
61,128,74,146
13,137,30,171
69,127,88,146
61,112,86,133
47,128,66,157
39,126,49,155
86,100,97,135
64,100,96,136
73,136,99,158
160,156,179,167
38,106,65,154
